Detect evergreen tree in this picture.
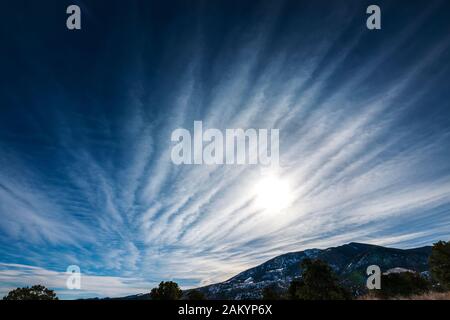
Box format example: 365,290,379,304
3,285,58,300
150,281,183,300
288,259,350,300
429,240,450,290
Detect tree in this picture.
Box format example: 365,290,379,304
262,286,280,300
288,279,302,299
376,272,430,298
288,259,350,300
150,281,182,300
186,289,205,300
3,285,58,300
429,240,450,290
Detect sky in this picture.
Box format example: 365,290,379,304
1,0,450,299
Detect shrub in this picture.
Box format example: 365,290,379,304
262,286,281,300
376,272,430,298
186,289,205,300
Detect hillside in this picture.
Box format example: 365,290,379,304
192,242,431,299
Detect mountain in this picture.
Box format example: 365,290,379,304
190,242,432,299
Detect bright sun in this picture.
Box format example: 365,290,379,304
253,172,293,212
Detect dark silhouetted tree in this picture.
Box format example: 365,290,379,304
288,259,350,300
186,289,205,300
150,281,182,300
262,286,280,300
288,278,303,299
3,285,58,300
429,240,450,290
376,271,430,298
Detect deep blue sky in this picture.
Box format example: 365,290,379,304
1,0,450,298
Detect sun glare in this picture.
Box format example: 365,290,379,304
253,172,293,212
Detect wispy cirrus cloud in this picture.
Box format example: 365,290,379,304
0,0,450,298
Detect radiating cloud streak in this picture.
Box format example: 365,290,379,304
0,0,450,298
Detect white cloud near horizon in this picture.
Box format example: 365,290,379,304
0,263,156,299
